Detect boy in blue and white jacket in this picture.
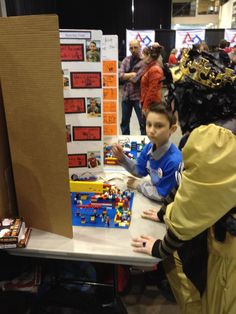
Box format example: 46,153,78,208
112,103,182,201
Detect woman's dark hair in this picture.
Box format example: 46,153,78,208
219,39,228,49
147,102,177,126
146,45,163,60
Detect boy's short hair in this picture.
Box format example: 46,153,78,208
147,102,177,126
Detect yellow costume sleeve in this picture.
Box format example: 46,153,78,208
164,124,236,241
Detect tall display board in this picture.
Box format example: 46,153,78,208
101,35,119,137
60,30,104,178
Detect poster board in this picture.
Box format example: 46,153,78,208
101,35,119,137
60,29,104,178
0,15,72,238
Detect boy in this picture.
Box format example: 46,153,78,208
88,152,100,168
112,103,182,201
87,98,101,115
86,41,100,62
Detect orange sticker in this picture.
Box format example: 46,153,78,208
103,101,117,112
104,124,117,136
103,88,117,100
103,60,117,73
103,74,117,87
103,113,117,124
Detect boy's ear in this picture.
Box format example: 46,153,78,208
170,124,178,134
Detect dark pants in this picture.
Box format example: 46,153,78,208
120,100,146,135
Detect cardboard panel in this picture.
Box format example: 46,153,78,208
0,15,72,238
0,86,17,218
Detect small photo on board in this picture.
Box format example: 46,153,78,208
87,97,101,117
62,69,70,90
86,40,101,62
66,125,72,142
87,151,101,168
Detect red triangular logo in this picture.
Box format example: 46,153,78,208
182,32,192,44
135,33,143,42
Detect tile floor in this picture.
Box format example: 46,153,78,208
122,286,180,314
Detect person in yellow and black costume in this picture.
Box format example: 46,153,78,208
131,49,236,314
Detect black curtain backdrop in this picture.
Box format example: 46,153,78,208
134,0,171,29
156,30,176,62
205,29,226,49
4,0,230,59
5,0,170,51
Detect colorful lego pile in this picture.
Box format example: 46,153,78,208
104,138,146,165
71,184,134,228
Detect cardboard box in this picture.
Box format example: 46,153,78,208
0,15,72,238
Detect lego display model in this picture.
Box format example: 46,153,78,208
104,138,146,165
71,184,134,229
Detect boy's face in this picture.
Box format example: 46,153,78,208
90,99,96,107
146,112,176,147
89,43,96,51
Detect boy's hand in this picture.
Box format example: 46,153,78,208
131,235,157,255
111,143,125,162
127,177,140,190
141,209,160,222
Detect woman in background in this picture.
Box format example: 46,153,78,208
141,44,164,114
168,48,178,66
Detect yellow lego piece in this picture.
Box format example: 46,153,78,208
70,180,104,193
81,195,87,200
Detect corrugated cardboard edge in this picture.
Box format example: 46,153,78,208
0,85,17,218
0,15,73,238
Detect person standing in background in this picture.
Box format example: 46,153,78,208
119,39,146,135
229,45,236,60
168,48,178,66
218,39,231,67
141,44,164,114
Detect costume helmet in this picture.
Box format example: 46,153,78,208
165,49,236,134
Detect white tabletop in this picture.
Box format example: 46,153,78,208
7,172,166,266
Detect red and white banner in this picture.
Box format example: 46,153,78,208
224,29,236,47
175,29,205,49
126,29,155,56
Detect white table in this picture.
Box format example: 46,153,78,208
6,172,167,313
7,171,166,266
